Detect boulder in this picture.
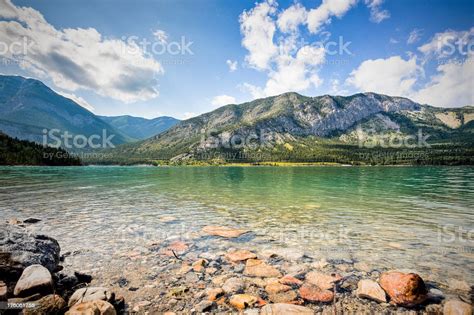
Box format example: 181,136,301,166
225,249,257,262
66,300,116,315
355,279,387,303
68,287,114,307
0,224,60,278
299,283,334,303
305,271,342,290
260,303,314,314
379,271,427,307
244,259,282,278
14,264,53,297
23,294,66,315
0,281,7,301
443,299,473,315
202,226,249,238
229,294,258,309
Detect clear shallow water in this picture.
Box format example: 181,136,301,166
0,166,473,284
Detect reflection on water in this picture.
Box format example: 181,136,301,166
0,166,473,283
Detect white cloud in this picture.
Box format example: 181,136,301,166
211,95,237,107
413,54,474,107
239,0,278,70
152,29,168,44
56,91,95,112
0,0,164,103
307,0,357,34
182,112,197,119
277,3,307,33
418,28,474,59
407,28,423,44
365,0,390,23
389,38,399,44
346,56,421,96
226,59,238,72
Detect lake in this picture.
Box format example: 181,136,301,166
0,166,473,286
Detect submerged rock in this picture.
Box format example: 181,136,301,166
222,277,245,293
379,271,427,307
66,300,116,315
244,259,282,278
225,249,257,262
305,271,342,290
260,303,314,315
202,226,249,238
299,283,334,303
14,264,53,297
355,279,387,303
0,224,60,278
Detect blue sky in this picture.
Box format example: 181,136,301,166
1,0,472,119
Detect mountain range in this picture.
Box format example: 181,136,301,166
0,75,178,149
103,92,473,165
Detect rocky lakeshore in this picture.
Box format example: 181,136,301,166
1,221,473,315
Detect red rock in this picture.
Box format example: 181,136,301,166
299,283,334,303
192,259,208,272
305,271,342,290
379,271,427,307
202,226,249,238
279,275,303,286
225,249,257,262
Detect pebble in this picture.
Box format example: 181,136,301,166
443,299,473,315
355,279,387,303
229,294,258,310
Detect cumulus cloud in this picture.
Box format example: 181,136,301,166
347,28,473,108
277,3,307,33
239,0,278,70
407,28,423,44
0,0,164,103
307,0,357,33
365,0,390,23
413,54,474,107
211,95,237,107
418,28,474,59
346,56,421,96
226,59,238,72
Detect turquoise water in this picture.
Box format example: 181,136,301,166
0,166,473,284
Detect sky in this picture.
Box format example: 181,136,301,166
0,0,473,119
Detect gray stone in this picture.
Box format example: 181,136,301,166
0,224,60,278
14,264,53,297
68,287,114,307
222,277,245,294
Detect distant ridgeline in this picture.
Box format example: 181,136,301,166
93,92,474,166
0,133,81,166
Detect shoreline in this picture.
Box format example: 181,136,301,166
2,220,472,314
